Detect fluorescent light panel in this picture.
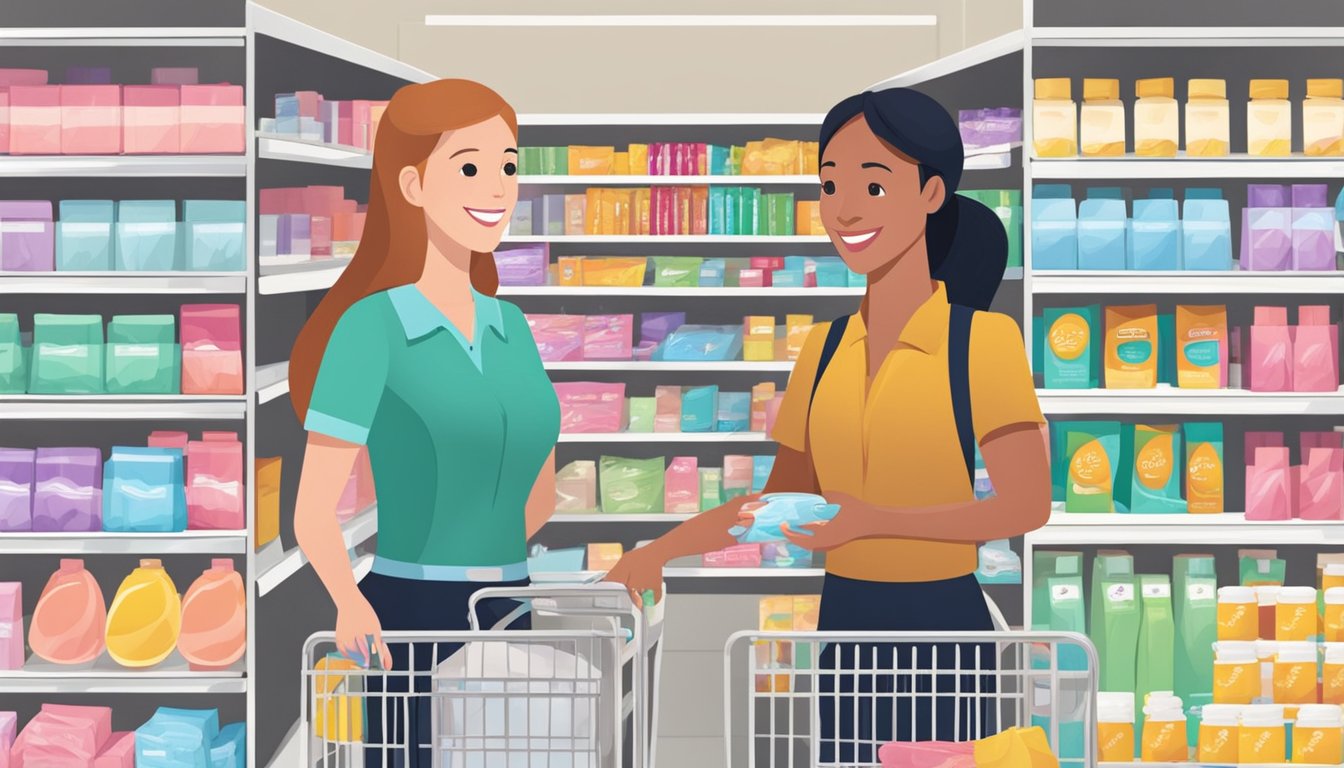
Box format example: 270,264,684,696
425,14,937,27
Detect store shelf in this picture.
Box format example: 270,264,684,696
257,134,372,169
0,531,247,555
0,652,246,694
519,175,818,186
964,152,1014,171
256,361,290,405
256,504,377,596
250,4,434,83
258,259,351,294
1031,513,1344,546
664,567,825,578
0,396,247,421
1030,156,1344,180
869,30,1025,90
0,27,246,46
545,361,794,372
426,14,937,28
503,235,832,244
548,514,697,524
500,286,864,297
1031,271,1344,295
1037,387,1344,416
0,272,247,294
518,113,826,126
0,154,247,178
559,432,770,443
1032,27,1344,47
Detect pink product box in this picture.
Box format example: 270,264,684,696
10,85,61,155
702,542,762,568
1246,445,1293,521
353,100,372,150
148,431,189,449
0,69,48,88
61,85,121,155
1300,447,1344,521
1249,306,1293,392
723,455,754,491
554,382,626,434
1294,305,1339,393
94,732,135,768
654,385,681,433
122,85,180,155
878,741,976,768
0,583,20,670
665,456,700,514
13,703,112,766
583,314,634,361
152,67,198,85
739,268,767,288
187,431,244,530
181,304,243,395
494,245,549,287
0,90,9,155
527,314,585,362
1,711,15,762
180,84,244,154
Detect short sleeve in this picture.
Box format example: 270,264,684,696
969,312,1045,444
770,322,829,451
304,300,391,445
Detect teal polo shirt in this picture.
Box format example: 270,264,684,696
305,285,560,570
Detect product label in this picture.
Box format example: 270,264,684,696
1117,340,1154,364
1136,434,1175,490
1188,444,1224,494
1069,439,1112,487
1052,584,1081,602
1108,583,1135,603
1049,314,1090,361
1184,339,1221,368
0,621,10,639
1189,583,1215,602
1143,583,1171,599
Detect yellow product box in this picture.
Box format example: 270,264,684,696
635,188,652,236
796,201,824,236
756,596,794,692
628,144,649,175
613,152,630,175
744,339,775,362
582,257,647,287
587,543,624,572
744,315,776,339
558,256,585,287
802,142,820,175
584,188,603,234
568,145,616,175
255,457,281,550
314,655,364,742
742,138,803,175
786,315,814,360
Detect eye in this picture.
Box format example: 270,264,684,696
503,161,517,176
868,183,885,198
460,163,478,178
822,180,836,195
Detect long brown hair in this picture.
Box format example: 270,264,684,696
290,79,518,422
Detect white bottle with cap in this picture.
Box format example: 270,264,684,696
1141,693,1188,762
1295,704,1344,764
1240,704,1288,763
1198,703,1242,763
1098,691,1136,762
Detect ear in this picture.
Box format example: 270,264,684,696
399,165,425,209
921,175,947,214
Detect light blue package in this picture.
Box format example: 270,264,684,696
681,385,719,433
56,200,115,271
1034,184,1073,200
729,492,840,543
654,325,743,362
752,455,774,493
1185,187,1224,201
815,260,849,287
772,268,805,287
1182,199,1233,271
1077,199,1127,270
1032,197,1079,270
136,706,220,768
699,259,725,287
1130,198,1181,270
184,200,245,272
1148,188,1176,200
847,269,867,288
716,392,750,432
1085,187,1125,201
783,255,814,272
116,200,179,271
210,722,246,768
102,446,187,532
977,540,1022,585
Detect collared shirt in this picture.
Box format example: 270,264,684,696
305,285,560,568
772,281,1044,583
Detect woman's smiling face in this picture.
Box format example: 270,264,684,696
819,115,947,276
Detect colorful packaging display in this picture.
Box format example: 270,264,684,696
259,185,365,263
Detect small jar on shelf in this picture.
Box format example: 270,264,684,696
1303,78,1344,157
1248,79,1293,157
1134,77,1179,158
1185,78,1230,157
1032,78,1077,158
1080,78,1125,157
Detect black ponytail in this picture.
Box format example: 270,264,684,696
819,88,1008,311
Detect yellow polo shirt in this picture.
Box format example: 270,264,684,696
772,281,1044,583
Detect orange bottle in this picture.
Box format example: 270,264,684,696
178,558,246,671
29,558,106,664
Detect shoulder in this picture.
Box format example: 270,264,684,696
493,296,531,332
969,310,1024,346
333,291,397,338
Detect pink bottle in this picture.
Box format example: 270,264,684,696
178,559,246,671
187,432,244,530
29,558,107,665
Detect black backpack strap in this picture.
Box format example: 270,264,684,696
809,315,850,408
948,304,977,486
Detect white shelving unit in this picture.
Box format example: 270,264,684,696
0,154,247,177
0,531,248,555
0,272,248,294
1037,387,1344,416
1032,271,1344,295
0,396,248,420
1032,156,1344,180
0,653,248,695
254,505,378,597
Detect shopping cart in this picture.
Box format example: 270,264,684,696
723,591,1099,768
301,583,665,768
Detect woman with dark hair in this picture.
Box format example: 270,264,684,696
607,88,1050,760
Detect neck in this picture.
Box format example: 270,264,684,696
416,226,475,305
861,237,936,340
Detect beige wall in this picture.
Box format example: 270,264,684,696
256,0,1022,112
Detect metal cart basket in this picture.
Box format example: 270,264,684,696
301,583,664,768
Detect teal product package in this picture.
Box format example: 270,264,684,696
1186,187,1224,201
1077,199,1127,270
654,325,743,362
1173,555,1217,700
652,256,704,288
105,314,179,394
1136,575,1176,722
1085,187,1126,201
708,188,727,235
116,200,179,271
1032,197,1079,270
1063,422,1123,513
56,200,115,271
627,397,655,433
0,314,26,393
1034,184,1074,199
1118,424,1186,514
1092,552,1140,692
1045,575,1089,671
1032,551,1082,630
184,200,245,272
815,260,849,287
708,145,730,175
1050,420,1089,502
681,385,719,433
716,391,750,432
1158,312,1176,386
1148,188,1176,200
30,313,104,394
772,268,804,287
728,492,838,543
752,455,774,493
1130,198,1181,270
599,456,665,514
1042,305,1101,389
699,259,726,288
102,445,187,532
211,722,246,768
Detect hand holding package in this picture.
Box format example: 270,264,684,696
728,493,840,544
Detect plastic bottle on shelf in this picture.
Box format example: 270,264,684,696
104,558,182,668
178,559,246,671
1239,704,1288,763
1197,704,1241,764
29,558,106,665
1248,79,1293,157
1134,77,1179,157
1097,692,1135,762
1214,641,1260,705
1324,644,1344,706
1294,704,1344,764
1080,78,1125,157
1328,588,1344,643
1216,586,1258,642
1273,642,1319,704
1032,78,1077,158
1140,692,1188,762
1276,586,1319,642
1184,79,1230,157
1303,78,1344,157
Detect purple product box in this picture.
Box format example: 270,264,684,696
1242,184,1292,272
640,312,686,345
64,66,112,85
494,245,549,286
0,200,55,272
1291,184,1335,271
32,447,102,532
277,213,312,257
0,448,34,532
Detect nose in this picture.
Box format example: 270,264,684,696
836,215,863,228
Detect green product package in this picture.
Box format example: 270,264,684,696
30,313,104,394
1118,424,1186,514
599,456,665,514
518,147,542,175
680,385,719,433
105,315,179,394
1043,306,1101,389
728,145,744,176
1240,555,1286,587
652,256,704,288
1064,422,1122,513
1158,312,1176,386
543,147,569,176
699,468,724,511
1185,693,1212,751
0,314,26,394
627,397,656,433
1173,555,1217,700
742,188,761,236
1032,551,1082,630
1136,574,1176,726
1051,421,1093,501
1046,575,1089,671
764,193,795,236
1091,551,1139,693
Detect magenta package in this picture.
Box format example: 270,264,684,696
554,382,626,434
583,314,634,361
526,314,585,362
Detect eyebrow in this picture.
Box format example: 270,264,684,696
862,162,893,172
505,147,519,155
450,147,479,159
820,161,835,169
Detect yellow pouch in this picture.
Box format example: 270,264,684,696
628,144,649,175
786,315,814,361
634,188,652,235
975,727,1059,768
581,257,647,287
584,188,602,235
1104,304,1159,389
742,138,803,175
255,457,281,550
1176,305,1226,389
568,145,616,175
802,142,820,175
314,655,364,742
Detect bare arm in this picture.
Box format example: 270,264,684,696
294,433,363,610
525,449,556,539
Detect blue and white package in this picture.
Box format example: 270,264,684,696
56,200,115,271
653,325,743,362
1031,197,1078,270
184,200,246,272
728,492,840,544
136,707,220,768
102,446,187,532
752,455,775,493
716,392,750,432
698,259,725,287
1182,199,1233,271
1130,198,1181,270
1077,198,1127,270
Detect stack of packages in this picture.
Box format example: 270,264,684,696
754,595,821,692
258,185,367,266
517,137,819,177
494,246,863,290
265,91,389,151
555,452,777,516
554,380,786,435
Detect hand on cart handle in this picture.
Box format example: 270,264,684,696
336,594,393,670
604,547,667,606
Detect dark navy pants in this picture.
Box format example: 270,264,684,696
359,572,530,768
816,573,998,764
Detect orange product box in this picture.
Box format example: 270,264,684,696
569,145,616,175
628,144,649,174
564,194,587,236
613,152,630,175
796,201,825,236
558,256,585,286
635,188,652,235
587,543,624,572
585,188,603,235
691,187,709,236
751,383,776,433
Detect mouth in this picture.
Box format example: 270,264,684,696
836,227,882,252
464,207,506,227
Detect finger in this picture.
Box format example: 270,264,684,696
378,637,394,671
781,526,817,549
355,634,371,666
799,521,828,532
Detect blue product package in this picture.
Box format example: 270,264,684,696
814,260,849,287
772,268,805,287
847,269,868,288
210,722,246,768
716,392,750,432
1033,184,1073,200
752,455,775,493
1148,188,1176,200
184,200,245,272
116,200,179,271
102,446,187,532
783,255,813,272
654,325,742,362
699,259,726,288
1032,197,1079,270
1182,199,1233,271
708,145,730,175
56,200,115,271
1084,187,1126,201
708,188,727,234
1130,198,1181,270
1077,199,1127,270
273,94,299,135
1185,187,1224,201
729,493,840,543
681,385,719,433
136,707,219,768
